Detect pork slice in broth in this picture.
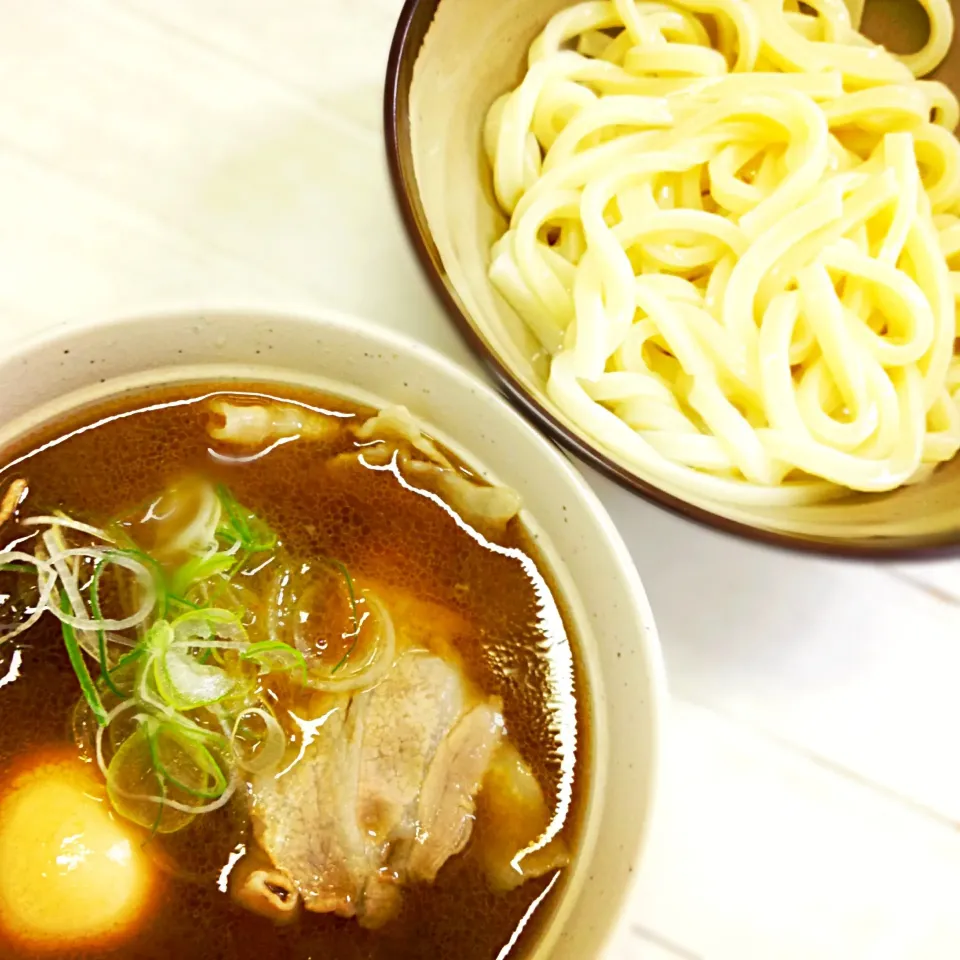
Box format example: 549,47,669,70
209,399,524,538
353,652,467,848
404,701,505,883
246,651,505,929
475,742,571,891
248,704,375,919
349,652,471,926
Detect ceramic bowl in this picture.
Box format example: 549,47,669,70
0,308,666,959
385,0,960,558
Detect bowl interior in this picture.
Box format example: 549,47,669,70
389,0,960,557
0,309,664,960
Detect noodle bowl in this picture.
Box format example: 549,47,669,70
483,0,960,511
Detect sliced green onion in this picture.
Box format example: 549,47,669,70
241,640,308,681
107,723,192,834
167,594,200,612
217,486,251,541
136,628,180,719
230,707,286,774
148,722,228,801
146,776,167,844
170,552,237,597
45,545,156,633
90,559,125,699
107,720,238,827
156,751,226,801
60,593,107,726
8,490,372,840
0,551,57,644
154,646,237,710
327,559,360,674
108,644,145,678
164,717,228,750
94,698,138,780
216,486,277,553
203,550,250,607
22,514,114,543
107,542,171,621
171,608,246,646
149,619,240,710
172,639,250,653
305,593,397,694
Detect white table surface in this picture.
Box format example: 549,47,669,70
2,2,960,957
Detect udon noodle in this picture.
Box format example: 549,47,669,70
485,0,960,507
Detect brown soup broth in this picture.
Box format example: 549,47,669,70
0,381,590,960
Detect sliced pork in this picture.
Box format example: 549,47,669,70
405,701,505,883
246,704,372,919
474,741,571,892
246,651,505,928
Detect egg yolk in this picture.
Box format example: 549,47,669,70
0,754,152,949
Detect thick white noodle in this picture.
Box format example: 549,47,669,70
487,0,960,506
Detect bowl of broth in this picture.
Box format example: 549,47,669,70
385,0,960,558
0,308,664,960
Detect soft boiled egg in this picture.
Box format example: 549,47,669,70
0,751,153,949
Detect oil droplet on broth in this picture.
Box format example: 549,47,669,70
0,749,154,950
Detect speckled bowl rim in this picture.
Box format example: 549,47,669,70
383,0,960,562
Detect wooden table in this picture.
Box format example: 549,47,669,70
2,2,960,957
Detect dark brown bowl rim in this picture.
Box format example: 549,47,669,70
383,0,960,562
